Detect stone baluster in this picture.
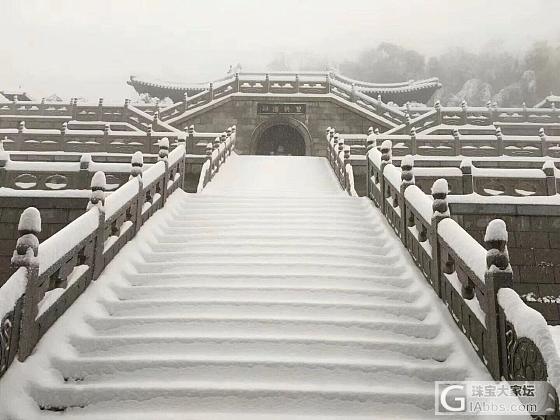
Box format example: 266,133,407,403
0,137,8,185
18,121,25,134
539,128,548,157
484,218,513,379
122,98,130,120
209,83,214,101
350,83,357,102
430,178,450,296
461,100,468,125
88,171,106,280
186,124,195,154
343,145,351,192
294,74,300,94
71,98,78,120
405,112,411,127
39,97,46,114
183,92,189,113
331,133,339,164
542,160,557,195
130,151,144,232
146,124,153,153
380,140,392,172
452,127,461,156
12,207,41,360
495,126,504,156
522,102,528,121
264,74,270,93
79,153,91,189
97,98,104,120
460,158,473,194
435,100,442,125
235,73,240,92
409,127,417,155
400,155,415,194
486,100,494,124
366,126,376,153
158,137,169,162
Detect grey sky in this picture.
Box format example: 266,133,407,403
1,0,559,100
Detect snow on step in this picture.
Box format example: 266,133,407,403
0,156,489,419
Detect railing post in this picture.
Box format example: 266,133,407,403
79,153,91,189
209,83,214,101
0,141,8,186
337,138,345,185
495,127,504,156
88,171,106,280
435,100,442,125
146,124,153,154
97,98,104,120
294,74,300,94
460,158,473,194
350,83,357,102
452,128,461,156
343,145,351,193
461,100,468,125
122,99,130,121
410,127,417,155
264,74,270,93
158,137,170,205
130,151,144,232
71,98,78,120
183,92,189,113
12,207,41,360
539,128,548,157
484,219,513,380
186,124,195,154
205,143,213,187
400,155,415,244
379,140,392,214
430,178,450,297
542,160,557,195
235,73,240,92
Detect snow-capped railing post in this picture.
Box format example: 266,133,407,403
235,73,240,92
539,128,548,157
452,128,461,156
78,153,92,189
264,74,270,93
122,98,130,121
187,124,195,154
400,155,415,195
460,158,473,194
70,97,78,120
366,127,375,153
343,145,351,194
97,98,104,120
409,127,417,155
337,138,346,186
130,151,145,233
12,207,41,360
461,100,468,125
146,124,153,154
0,141,9,187
495,127,504,156
209,83,214,102
294,74,300,94
152,111,159,131
89,171,106,280
434,100,442,125
430,179,450,297
483,219,514,379
38,97,46,113
350,83,357,102
542,160,557,195
158,137,170,205
378,140,392,214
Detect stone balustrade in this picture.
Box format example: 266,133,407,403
365,145,560,402
196,126,236,192
0,141,186,377
325,128,357,196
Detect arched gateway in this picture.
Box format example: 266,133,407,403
250,117,312,156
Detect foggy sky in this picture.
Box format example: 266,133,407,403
1,0,559,101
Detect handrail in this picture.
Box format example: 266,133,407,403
0,139,187,376
197,126,236,192
326,130,357,196
366,141,560,407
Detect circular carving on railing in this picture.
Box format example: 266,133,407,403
14,173,37,189
505,321,547,382
44,174,68,190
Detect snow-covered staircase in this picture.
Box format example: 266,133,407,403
0,156,488,419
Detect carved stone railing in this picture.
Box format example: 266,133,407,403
197,126,236,192
326,129,357,196
0,141,186,377
388,101,560,135
367,145,560,414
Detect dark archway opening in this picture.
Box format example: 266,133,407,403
255,124,306,156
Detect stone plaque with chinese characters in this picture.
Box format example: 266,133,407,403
257,103,306,115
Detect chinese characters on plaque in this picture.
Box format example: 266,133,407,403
257,103,306,115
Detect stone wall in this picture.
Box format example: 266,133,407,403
174,95,389,157
450,202,560,324
0,194,89,286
